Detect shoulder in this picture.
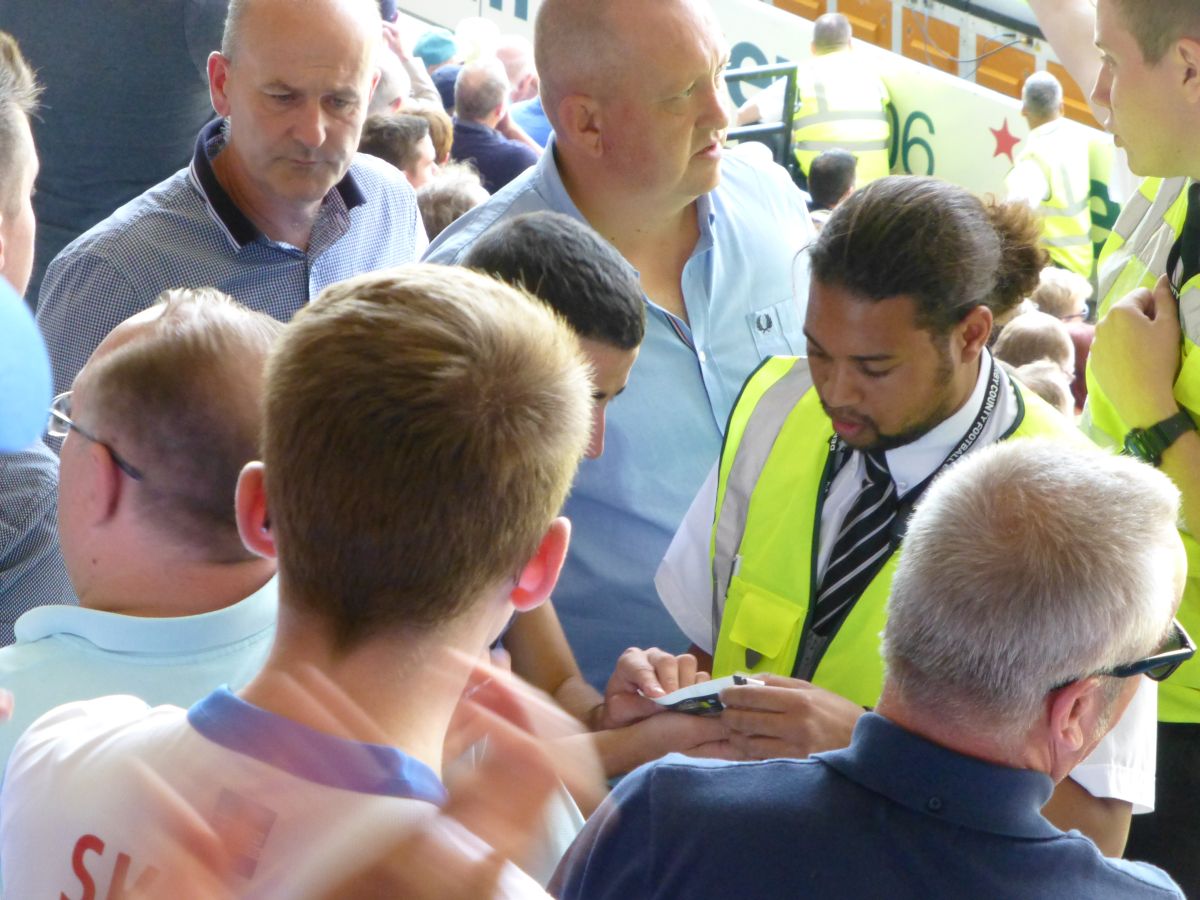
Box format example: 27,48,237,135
715,150,812,222
348,152,415,197
1092,857,1185,898
0,441,60,530
422,166,547,264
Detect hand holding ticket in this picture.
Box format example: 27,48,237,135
647,674,764,716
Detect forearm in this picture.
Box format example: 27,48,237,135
1026,0,1103,121
1162,430,1200,538
402,59,441,106
1042,776,1132,857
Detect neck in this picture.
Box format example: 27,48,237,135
1025,114,1057,131
875,683,1030,772
556,147,698,257
80,555,275,618
240,601,488,776
211,143,321,249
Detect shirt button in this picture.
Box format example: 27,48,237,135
697,350,707,364
898,481,908,492
927,797,943,813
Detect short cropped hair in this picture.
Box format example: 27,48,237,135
1012,360,1073,417
812,13,852,53
535,0,625,127
455,58,509,122
359,114,430,170
0,32,40,215
85,289,282,561
406,101,454,163
263,265,592,650
1112,0,1200,65
992,309,1074,372
810,176,1048,333
808,149,857,210
462,211,645,350
418,162,489,239
1030,266,1092,320
884,439,1181,732
1021,72,1063,120
221,0,381,60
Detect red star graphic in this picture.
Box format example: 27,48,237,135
990,118,1020,164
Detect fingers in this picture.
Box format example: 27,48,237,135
726,732,791,760
720,682,806,714
609,647,704,699
1152,275,1181,322
720,707,790,738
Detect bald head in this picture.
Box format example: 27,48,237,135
812,13,851,53
221,0,381,61
455,58,510,123
535,0,719,128
497,35,538,102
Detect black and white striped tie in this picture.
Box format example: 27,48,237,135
812,450,898,636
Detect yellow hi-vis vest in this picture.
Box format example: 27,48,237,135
792,50,890,187
1083,175,1200,723
710,356,1079,708
1012,120,1094,279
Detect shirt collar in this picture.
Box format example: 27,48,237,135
189,118,366,249
818,713,1059,839
882,350,996,492
13,576,279,653
188,686,447,803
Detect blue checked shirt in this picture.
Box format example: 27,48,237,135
37,118,426,395
0,439,74,647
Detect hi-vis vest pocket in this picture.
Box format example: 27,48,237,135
714,575,804,677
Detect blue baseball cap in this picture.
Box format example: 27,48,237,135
414,28,458,69
0,276,51,452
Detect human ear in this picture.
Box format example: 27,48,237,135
235,462,276,560
1178,38,1200,103
208,52,233,118
1045,677,1106,780
510,517,571,612
556,94,604,157
956,305,994,362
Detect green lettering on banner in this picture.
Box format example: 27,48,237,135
900,111,936,176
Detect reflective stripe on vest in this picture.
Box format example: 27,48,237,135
1015,123,1094,277
791,52,890,185
1084,176,1200,722
709,358,1076,707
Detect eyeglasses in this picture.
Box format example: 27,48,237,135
1103,618,1195,683
47,391,145,481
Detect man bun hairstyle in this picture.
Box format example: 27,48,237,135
809,175,1048,333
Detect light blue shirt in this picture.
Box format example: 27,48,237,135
510,95,553,148
426,146,813,688
0,576,277,773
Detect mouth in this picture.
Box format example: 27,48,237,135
694,138,723,159
823,406,872,440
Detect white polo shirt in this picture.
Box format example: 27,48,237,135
1,690,548,898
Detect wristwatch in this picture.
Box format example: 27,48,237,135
1123,410,1196,466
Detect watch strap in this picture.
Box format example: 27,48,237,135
1124,410,1196,466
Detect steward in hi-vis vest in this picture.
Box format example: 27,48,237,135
709,355,1076,702
1084,175,1200,726
789,13,890,185
657,175,1153,855
792,50,890,186
1005,72,1095,279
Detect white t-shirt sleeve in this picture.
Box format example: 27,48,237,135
1068,675,1157,813
748,77,788,124
655,464,720,653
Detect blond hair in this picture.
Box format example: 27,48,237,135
992,309,1074,372
263,265,591,650
0,32,40,215
1029,267,1092,320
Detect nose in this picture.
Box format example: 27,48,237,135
1091,65,1112,115
293,101,327,150
585,404,606,459
705,79,732,132
818,363,863,410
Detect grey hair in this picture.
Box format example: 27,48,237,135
454,58,510,122
883,439,1181,734
1022,71,1063,120
812,13,852,53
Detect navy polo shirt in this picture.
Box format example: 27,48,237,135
553,714,1183,899
450,118,539,194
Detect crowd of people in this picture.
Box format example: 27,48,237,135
0,0,1196,896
